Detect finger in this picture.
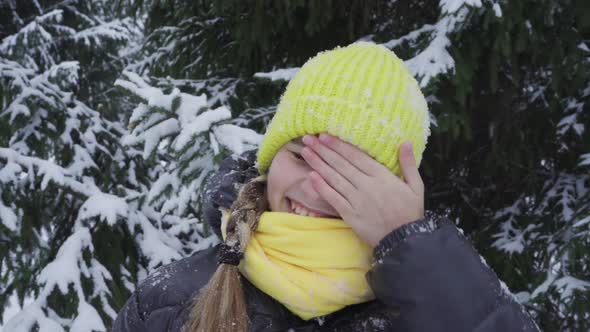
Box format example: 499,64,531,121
317,133,385,177
399,141,424,196
308,171,352,215
301,145,357,198
302,135,366,188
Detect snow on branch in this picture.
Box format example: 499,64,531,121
148,76,242,109
254,67,300,82
557,97,586,137
0,9,70,69
0,9,66,52
493,220,537,255
212,124,264,155
0,147,99,195
1,58,128,181
115,70,261,220
536,173,579,222
0,7,138,71
116,70,262,159
491,195,539,254
531,268,590,303
382,24,436,50
0,199,18,232
381,0,484,87
78,193,129,226
131,211,184,270
0,60,78,124
174,106,231,151
440,0,482,14
492,171,590,309
0,149,183,283
73,18,136,47
4,228,111,332
0,58,36,88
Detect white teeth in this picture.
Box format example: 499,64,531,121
297,206,308,216
290,200,312,217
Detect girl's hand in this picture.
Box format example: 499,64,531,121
301,134,425,247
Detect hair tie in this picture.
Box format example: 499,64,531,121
218,242,243,266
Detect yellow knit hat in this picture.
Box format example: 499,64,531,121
257,42,430,176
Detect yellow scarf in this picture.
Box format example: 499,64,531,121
223,211,375,320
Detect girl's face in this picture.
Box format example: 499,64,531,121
266,137,340,218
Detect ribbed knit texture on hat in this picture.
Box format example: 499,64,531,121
257,42,431,176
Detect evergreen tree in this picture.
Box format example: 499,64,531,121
114,70,261,244
1,1,144,330
0,2,261,330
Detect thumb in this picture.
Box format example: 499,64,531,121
399,141,424,196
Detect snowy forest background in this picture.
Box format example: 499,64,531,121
0,0,589,331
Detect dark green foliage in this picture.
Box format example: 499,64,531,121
141,0,378,77
425,0,589,223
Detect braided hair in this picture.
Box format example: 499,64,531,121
186,175,268,332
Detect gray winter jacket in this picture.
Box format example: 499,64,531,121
112,150,539,332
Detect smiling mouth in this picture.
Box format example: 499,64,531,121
286,198,338,218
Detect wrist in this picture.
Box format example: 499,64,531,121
373,214,441,262
379,211,425,243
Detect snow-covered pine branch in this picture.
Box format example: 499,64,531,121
491,171,590,313
115,71,262,219
379,0,485,87
0,62,198,332
1,22,184,329
254,67,300,82
0,8,137,73
149,76,242,109
4,228,112,332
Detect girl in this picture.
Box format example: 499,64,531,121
113,42,539,331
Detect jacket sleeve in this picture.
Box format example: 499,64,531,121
366,215,539,332
111,293,147,332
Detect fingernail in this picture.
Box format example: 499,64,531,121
404,141,413,152
302,135,313,145
318,133,330,143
